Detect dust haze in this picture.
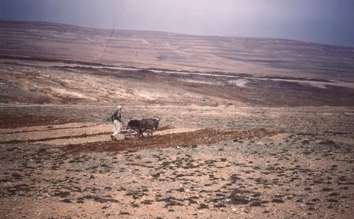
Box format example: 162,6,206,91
1,0,354,46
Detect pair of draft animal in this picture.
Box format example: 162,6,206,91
127,118,160,137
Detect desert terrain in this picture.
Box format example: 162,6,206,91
0,21,354,219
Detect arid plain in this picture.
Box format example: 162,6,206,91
1,21,354,218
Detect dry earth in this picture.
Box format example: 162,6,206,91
1,21,354,219
1,102,354,219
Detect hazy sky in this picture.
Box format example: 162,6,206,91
1,0,354,47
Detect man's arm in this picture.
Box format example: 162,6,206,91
117,111,122,122
111,111,118,122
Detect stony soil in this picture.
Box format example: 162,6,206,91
1,43,354,218
0,104,354,219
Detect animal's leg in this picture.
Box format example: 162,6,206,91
138,130,144,138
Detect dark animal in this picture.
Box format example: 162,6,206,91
141,118,160,136
127,119,144,137
127,118,160,137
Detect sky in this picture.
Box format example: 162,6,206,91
1,0,354,47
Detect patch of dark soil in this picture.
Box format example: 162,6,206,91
1,132,111,144
77,195,119,203
0,113,74,129
157,196,185,207
3,184,32,197
0,123,100,135
229,189,260,205
125,188,148,200
53,191,71,198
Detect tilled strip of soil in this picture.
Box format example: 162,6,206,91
0,113,79,129
0,123,101,135
2,132,111,144
62,128,276,153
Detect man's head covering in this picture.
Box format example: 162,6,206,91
116,105,122,110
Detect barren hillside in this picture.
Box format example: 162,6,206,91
1,21,354,81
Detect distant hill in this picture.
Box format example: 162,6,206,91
1,20,354,80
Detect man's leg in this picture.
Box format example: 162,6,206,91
111,120,119,140
116,121,122,133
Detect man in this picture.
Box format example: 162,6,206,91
111,105,123,140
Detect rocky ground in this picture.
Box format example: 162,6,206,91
0,55,354,218
0,103,354,219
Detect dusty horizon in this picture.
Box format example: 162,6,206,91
1,0,354,47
